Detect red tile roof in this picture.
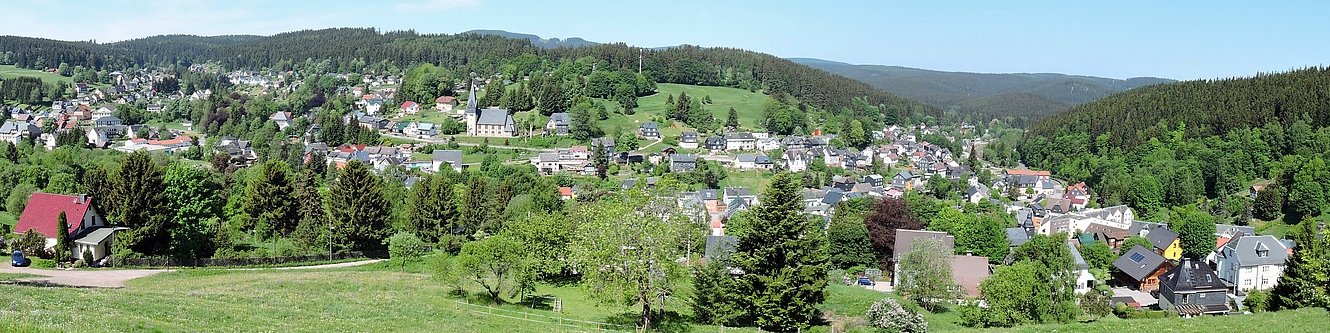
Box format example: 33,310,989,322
401,101,418,108
14,193,90,238
1006,169,1052,177
558,187,574,197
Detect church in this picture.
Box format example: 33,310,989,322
465,84,517,137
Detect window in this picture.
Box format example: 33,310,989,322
1244,279,1251,286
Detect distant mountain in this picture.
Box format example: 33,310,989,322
790,58,1174,123
459,29,598,49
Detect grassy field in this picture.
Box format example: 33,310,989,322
0,273,41,281
0,211,15,233
600,83,774,139
0,65,76,86
0,260,1325,332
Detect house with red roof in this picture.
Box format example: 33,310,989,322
12,193,125,261
400,101,421,115
435,96,458,112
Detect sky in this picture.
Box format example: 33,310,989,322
3,0,1328,80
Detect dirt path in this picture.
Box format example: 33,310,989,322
0,259,386,288
230,259,387,271
0,265,170,288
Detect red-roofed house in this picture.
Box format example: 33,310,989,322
435,96,458,112
13,193,125,261
400,101,421,115
558,187,575,200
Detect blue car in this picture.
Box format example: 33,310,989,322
11,251,30,267
856,277,875,286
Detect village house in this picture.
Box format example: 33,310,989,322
13,193,126,262
270,111,293,130
1211,234,1288,293
679,131,699,149
545,112,570,135
891,229,990,297
670,153,698,172
704,136,726,151
118,135,194,154
1158,258,1230,316
400,101,421,115
1113,245,1173,293
1068,241,1097,293
756,138,781,152
724,132,756,151
0,121,41,144
783,149,808,172
431,150,464,173
638,122,660,139
434,96,458,112
1144,225,1184,261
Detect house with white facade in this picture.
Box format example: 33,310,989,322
1211,234,1288,293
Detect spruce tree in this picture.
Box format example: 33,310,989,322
326,160,390,251
731,172,829,331
55,212,71,262
109,151,169,255
408,173,457,243
292,170,326,249
243,160,298,237
725,107,740,129
1270,220,1329,310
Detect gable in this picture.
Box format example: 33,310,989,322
14,193,95,238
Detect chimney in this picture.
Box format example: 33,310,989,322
75,194,87,204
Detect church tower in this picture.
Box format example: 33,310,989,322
465,81,478,136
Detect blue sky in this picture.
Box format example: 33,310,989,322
3,0,1327,80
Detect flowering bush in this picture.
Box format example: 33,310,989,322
865,298,928,333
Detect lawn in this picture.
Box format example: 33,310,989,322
600,83,775,139
0,273,40,281
0,65,77,86
0,259,1325,333
0,211,15,233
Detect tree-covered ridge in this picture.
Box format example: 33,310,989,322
1023,67,1330,154
791,57,1172,123
0,28,939,116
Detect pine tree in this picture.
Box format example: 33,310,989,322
292,170,326,250
1270,220,1329,310
326,160,390,252
592,140,609,180
243,160,298,237
725,107,739,129
109,151,169,255
731,172,829,331
459,177,488,237
408,173,457,243
55,212,71,262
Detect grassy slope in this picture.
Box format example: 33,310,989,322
0,65,75,86
601,83,774,138
0,264,1324,332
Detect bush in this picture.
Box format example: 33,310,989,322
1243,290,1271,312
864,298,927,333
72,259,87,268
30,258,55,268
956,300,987,328
82,249,94,265
436,234,466,255
386,232,428,268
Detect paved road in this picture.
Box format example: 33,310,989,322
382,133,552,152
0,265,170,288
229,259,387,271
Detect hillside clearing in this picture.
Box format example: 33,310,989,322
0,65,76,86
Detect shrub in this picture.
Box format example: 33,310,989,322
1079,290,1112,321
956,300,987,328
72,259,87,268
82,249,94,266
386,232,428,268
864,298,927,333
436,234,466,255
15,229,48,259
30,258,55,269
1244,290,1271,312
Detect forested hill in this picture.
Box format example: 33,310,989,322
459,29,599,48
790,58,1171,123
0,28,937,116
1022,67,1330,157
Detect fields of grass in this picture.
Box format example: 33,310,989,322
0,211,15,233
0,65,76,86
0,260,1326,332
600,83,774,138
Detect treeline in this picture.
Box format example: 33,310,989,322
1024,67,1330,153
0,76,70,104
1020,68,1330,224
1,28,938,117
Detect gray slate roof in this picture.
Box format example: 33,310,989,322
1005,227,1031,247
1113,245,1168,281
477,108,514,126
1161,258,1226,292
432,150,463,170
892,229,955,261
1220,234,1288,267
1145,226,1179,251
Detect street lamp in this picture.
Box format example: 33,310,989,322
328,223,336,261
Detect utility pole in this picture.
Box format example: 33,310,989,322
638,49,643,74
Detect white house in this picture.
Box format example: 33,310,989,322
431,150,464,173
270,111,293,130
724,132,756,151
13,193,126,262
0,121,41,145
1212,234,1288,293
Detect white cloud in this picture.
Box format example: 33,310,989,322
394,0,482,12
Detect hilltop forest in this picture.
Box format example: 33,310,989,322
1019,67,1330,225
0,28,937,118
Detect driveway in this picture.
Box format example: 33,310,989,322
0,265,170,288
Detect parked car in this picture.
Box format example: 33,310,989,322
856,276,875,286
11,251,30,267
